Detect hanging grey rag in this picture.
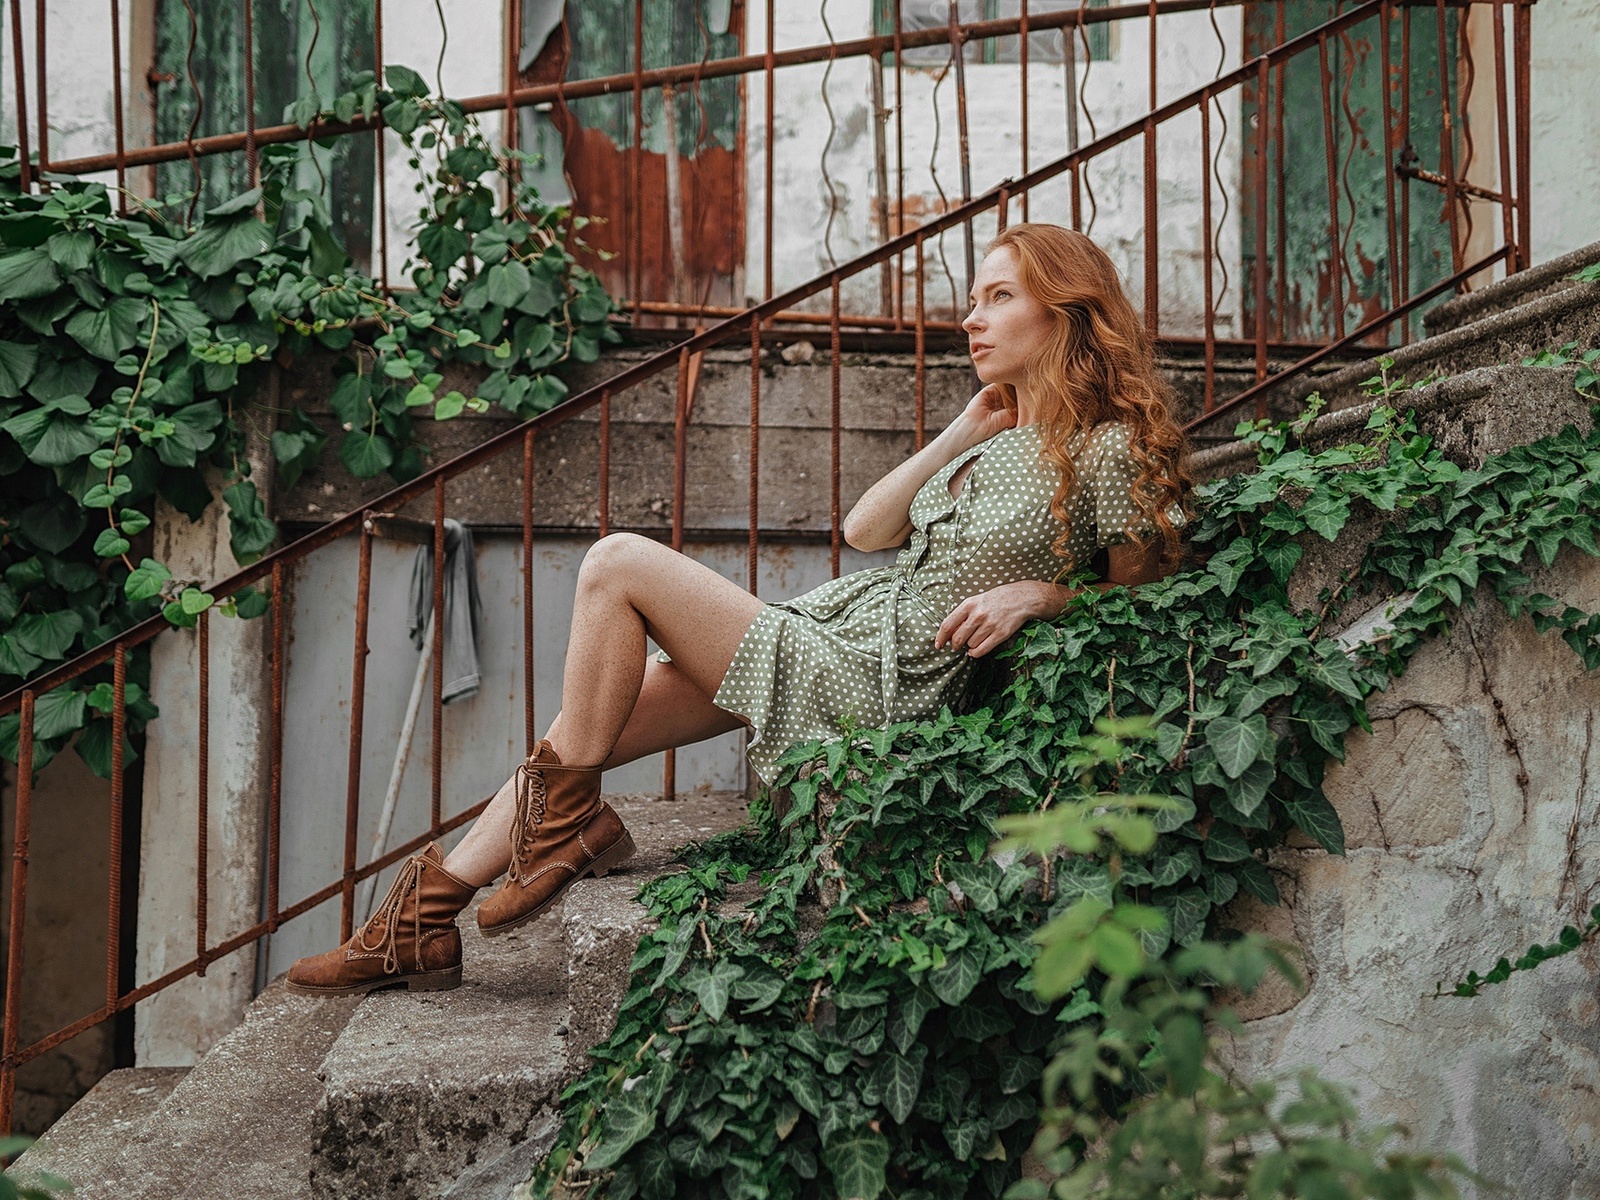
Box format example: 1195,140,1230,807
408,519,484,704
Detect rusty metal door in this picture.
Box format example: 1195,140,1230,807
1242,2,1461,345
520,1,746,320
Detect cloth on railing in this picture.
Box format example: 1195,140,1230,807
408,518,484,704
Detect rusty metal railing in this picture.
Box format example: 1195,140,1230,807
0,0,1534,1135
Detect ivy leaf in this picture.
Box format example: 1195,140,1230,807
583,1084,658,1170
0,636,41,678
1284,793,1346,855
45,230,95,272
32,686,87,740
1203,821,1253,863
1204,713,1269,780
270,410,329,492
18,494,87,553
417,223,468,270
3,406,102,467
12,610,84,660
75,716,135,780
124,556,172,603
823,1128,890,1200
873,1050,924,1124
338,429,394,479
1166,889,1212,947
928,945,982,1006
1236,857,1280,905
0,248,62,301
947,860,1000,913
1222,757,1275,819
687,959,743,1022
176,212,274,279
0,340,39,398
485,260,531,309
384,63,429,99
222,480,276,565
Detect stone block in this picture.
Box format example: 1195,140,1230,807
1326,707,1469,850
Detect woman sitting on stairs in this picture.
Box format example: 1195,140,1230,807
284,223,1191,997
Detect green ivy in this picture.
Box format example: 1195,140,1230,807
0,66,616,778
530,365,1600,1200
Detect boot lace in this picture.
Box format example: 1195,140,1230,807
355,853,428,976
509,756,549,880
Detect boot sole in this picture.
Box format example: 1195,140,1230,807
283,964,463,997
479,831,638,939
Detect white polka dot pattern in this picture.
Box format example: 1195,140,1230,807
714,421,1173,783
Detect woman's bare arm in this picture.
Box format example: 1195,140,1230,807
936,539,1168,657
843,387,1015,552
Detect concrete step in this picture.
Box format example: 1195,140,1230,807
560,792,751,1059
309,791,748,1200
1286,251,1600,416
6,1067,190,1194
69,985,363,1200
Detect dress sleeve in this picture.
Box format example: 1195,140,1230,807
1087,423,1183,548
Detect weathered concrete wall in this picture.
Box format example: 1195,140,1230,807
0,754,115,1136
1194,368,1600,1197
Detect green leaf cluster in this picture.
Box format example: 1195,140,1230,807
0,66,615,777
530,377,1600,1200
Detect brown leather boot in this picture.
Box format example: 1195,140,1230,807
477,739,636,938
284,843,477,996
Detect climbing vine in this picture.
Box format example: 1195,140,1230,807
0,66,615,777
530,362,1600,1200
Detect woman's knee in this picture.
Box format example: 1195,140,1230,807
578,532,654,591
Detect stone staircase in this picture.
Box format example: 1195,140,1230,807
7,792,747,1200
10,239,1600,1200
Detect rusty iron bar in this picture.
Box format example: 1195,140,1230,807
1490,0,1516,271
33,0,46,175
503,0,521,207
244,0,258,191
109,0,128,209
1185,245,1510,434
1381,1,1402,312
1318,34,1346,341
1400,5,1413,337
1395,163,1506,205
664,345,694,801
1200,89,1216,411
342,519,375,942
948,2,975,299
8,0,30,190
915,235,927,451
1513,0,1530,271
522,429,536,755
268,561,284,929
630,0,644,313
0,0,1467,720
629,298,963,331
1142,116,1158,336
1252,57,1268,386
996,185,1010,234
105,643,126,1009
196,608,210,975
748,319,760,595
764,0,775,302
430,478,446,837
1020,0,1030,222
1435,0,1463,276
830,277,842,579
0,690,35,1133
893,2,906,327
45,0,1270,179
375,1,390,291
1272,2,1286,341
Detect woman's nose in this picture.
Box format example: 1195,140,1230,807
962,306,983,333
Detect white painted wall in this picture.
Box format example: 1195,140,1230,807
745,2,1245,330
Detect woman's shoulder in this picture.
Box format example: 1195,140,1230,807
1078,420,1135,465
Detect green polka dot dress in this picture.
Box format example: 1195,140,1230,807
713,421,1161,784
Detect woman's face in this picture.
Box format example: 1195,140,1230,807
962,246,1056,387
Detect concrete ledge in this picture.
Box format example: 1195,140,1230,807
1284,282,1600,415
6,1067,189,1194
562,793,749,1061
1425,240,1600,337
77,984,360,1200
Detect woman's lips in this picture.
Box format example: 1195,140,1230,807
970,344,993,358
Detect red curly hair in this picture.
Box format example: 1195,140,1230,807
985,223,1190,569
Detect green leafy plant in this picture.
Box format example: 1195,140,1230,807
1436,904,1600,998
0,1138,68,1199
528,365,1600,1199
0,65,614,777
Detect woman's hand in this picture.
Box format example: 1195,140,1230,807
934,580,1073,658
954,384,1017,445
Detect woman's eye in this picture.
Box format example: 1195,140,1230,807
994,290,1011,300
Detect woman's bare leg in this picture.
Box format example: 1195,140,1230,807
443,534,761,886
